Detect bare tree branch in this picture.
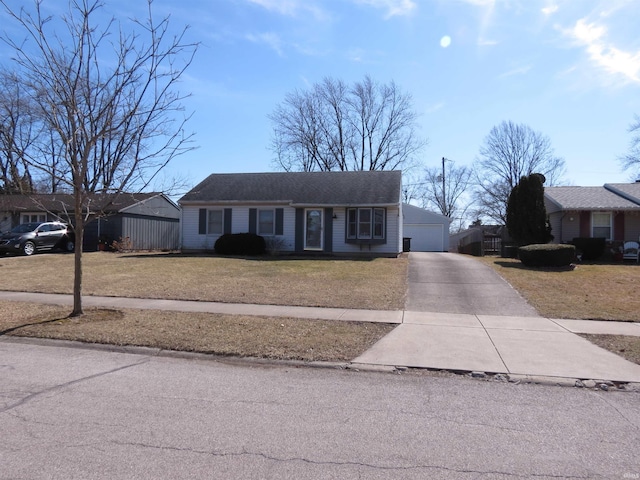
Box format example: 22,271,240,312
473,121,565,224
269,75,426,172
621,114,640,178
0,0,198,315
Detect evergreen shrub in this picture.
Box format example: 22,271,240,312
518,244,576,267
570,237,606,261
214,233,266,255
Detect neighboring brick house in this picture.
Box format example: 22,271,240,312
544,183,640,244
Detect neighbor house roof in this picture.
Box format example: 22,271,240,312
603,183,640,204
0,193,166,214
544,186,640,211
179,171,402,206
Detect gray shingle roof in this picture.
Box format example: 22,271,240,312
179,171,402,206
0,193,162,214
402,203,450,224
604,183,640,204
544,186,640,210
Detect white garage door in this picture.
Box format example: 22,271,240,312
404,224,444,252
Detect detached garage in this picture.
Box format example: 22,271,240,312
402,203,450,252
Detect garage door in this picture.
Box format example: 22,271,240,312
403,224,444,252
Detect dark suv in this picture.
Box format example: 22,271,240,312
0,222,75,256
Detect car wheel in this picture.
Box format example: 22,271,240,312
64,240,75,252
23,241,36,256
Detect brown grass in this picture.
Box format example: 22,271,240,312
476,257,640,321
0,300,394,362
0,252,407,310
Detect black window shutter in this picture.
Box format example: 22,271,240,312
324,208,333,252
198,209,207,234
275,208,284,235
223,208,232,234
294,208,304,252
248,208,257,234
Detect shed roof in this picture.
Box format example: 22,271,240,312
179,171,402,206
0,193,166,214
544,186,640,211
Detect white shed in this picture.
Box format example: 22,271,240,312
402,203,451,252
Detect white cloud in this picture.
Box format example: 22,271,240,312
478,38,498,46
565,18,640,83
541,5,558,16
355,0,417,19
247,0,297,15
426,102,445,113
246,0,329,21
498,65,532,78
245,32,285,57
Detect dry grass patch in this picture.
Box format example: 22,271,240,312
477,257,640,321
0,252,407,310
0,301,394,362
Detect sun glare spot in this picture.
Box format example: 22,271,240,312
440,35,452,48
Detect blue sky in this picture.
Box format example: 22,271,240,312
3,0,640,193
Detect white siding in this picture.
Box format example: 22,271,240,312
181,204,296,252
331,206,401,255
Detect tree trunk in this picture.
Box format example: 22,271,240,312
71,191,83,317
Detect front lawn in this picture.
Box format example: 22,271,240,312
0,252,407,310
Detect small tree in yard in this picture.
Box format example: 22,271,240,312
506,173,552,246
0,0,198,316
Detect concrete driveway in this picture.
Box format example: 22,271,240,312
405,252,538,316
354,252,640,382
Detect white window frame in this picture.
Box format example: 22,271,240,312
373,208,385,239
347,207,386,241
592,212,612,240
258,209,275,236
207,209,223,235
20,213,46,224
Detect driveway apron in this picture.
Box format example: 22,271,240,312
353,252,640,382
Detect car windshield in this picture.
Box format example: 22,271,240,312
11,223,40,233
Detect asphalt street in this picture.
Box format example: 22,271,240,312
1,340,639,479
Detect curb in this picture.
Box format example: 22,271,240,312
3,336,638,391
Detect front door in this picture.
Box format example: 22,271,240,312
304,209,323,250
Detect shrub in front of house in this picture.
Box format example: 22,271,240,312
570,237,606,261
214,233,266,255
518,244,576,267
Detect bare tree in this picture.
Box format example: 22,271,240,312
421,158,473,220
0,0,197,315
0,70,37,193
473,121,565,224
270,75,425,172
621,115,640,177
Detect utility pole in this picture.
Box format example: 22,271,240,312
442,157,446,217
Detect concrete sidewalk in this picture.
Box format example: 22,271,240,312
355,252,640,384
352,311,640,382
2,289,640,382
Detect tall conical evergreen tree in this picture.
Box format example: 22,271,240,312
506,173,553,246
